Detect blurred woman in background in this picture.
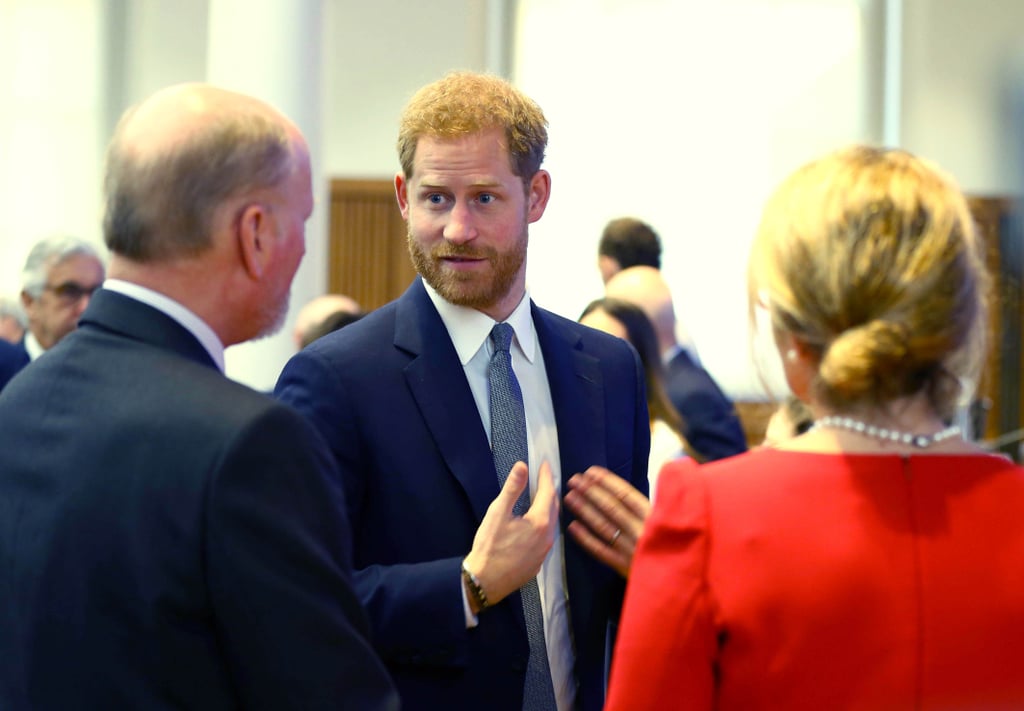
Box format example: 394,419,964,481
606,146,1024,709
580,297,695,496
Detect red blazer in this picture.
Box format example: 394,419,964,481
607,448,1024,710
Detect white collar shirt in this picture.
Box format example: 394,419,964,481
102,279,226,373
423,281,575,711
23,331,44,361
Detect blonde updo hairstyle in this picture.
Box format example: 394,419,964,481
748,146,989,420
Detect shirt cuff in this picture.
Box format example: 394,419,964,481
461,572,480,628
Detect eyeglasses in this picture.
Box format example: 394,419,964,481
43,281,101,303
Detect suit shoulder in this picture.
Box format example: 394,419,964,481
535,306,635,357
300,300,399,362
667,355,732,399
112,347,303,433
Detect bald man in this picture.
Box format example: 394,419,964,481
606,266,747,461
293,292,362,349
0,84,397,710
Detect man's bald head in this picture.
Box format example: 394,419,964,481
294,294,362,350
604,265,678,352
103,83,303,263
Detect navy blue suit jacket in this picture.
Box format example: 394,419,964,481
665,349,748,461
275,278,650,711
0,338,28,392
0,289,397,710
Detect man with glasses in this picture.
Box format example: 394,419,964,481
19,235,105,359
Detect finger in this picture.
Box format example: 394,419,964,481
567,520,630,578
566,477,639,538
566,471,594,493
584,466,647,507
534,460,554,501
573,466,650,520
494,461,529,513
563,487,630,547
582,467,651,523
563,486,609,531
529,460,560,527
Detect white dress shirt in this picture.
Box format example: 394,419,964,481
423,282,576,711
102,279,226,372
23,331,45,361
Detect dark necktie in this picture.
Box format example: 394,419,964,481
488,322,558,710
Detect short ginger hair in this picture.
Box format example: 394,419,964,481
396,71,548,185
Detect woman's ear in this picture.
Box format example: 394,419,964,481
776,331,818,401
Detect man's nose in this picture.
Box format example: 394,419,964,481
442,202,478,244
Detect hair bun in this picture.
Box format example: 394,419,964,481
818,319,928,405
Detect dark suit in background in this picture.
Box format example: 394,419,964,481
666,349,748,461
0,339,28,392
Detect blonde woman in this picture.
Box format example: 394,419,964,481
607,146,1024,709
580,297,696,496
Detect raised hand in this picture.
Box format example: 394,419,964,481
564,465,651,578
463,461,559,610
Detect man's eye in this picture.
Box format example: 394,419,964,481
426,194,445,205
478,193,495,205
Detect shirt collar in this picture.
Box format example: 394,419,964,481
421,280,537,365
102,278,226,372
24,331,45,360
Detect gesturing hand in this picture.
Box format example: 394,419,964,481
463,461,559,609
564,466,651,578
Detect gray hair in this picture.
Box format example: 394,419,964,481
21,236,105,297
0,296,27,328
103,106,294,262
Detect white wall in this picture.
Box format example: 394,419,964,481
516,0,882,398
0,0,107,291
900,0,1024,194
321,0,493,178
0,0,492,390
1,0,1021,393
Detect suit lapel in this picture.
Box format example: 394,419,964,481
532,305,607,481
533,305,611,662
79,289,219,370
394,279,498,523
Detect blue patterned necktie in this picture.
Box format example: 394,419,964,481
488,322,557,710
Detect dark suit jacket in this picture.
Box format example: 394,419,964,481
0,289,397,711
0,338,28,392
275,278,650,711
665,349,747,462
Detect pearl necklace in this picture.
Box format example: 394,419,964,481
812,415,961,449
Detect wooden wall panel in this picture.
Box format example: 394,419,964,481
969,197,1023,457
327,179,416,311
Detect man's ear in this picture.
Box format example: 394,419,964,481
237,202,272,280
395,172,410,220
526,169,551,224
19,290,33,310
